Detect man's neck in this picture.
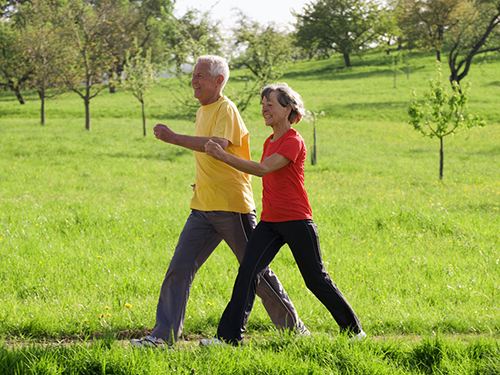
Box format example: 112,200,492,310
199,93,222,106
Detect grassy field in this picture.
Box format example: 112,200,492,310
0,51,498,373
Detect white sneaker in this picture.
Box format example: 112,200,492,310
350,330,367,342
130,335,166,348
199,337,225,347
298,325,311,336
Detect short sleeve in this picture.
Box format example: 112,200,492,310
212,102,246,146
277,135,302,162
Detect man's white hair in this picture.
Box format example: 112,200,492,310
196,55,230,88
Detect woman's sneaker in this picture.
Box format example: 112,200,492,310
349,330,367,342
199,337,225,347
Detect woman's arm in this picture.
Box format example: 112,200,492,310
205,139,289,177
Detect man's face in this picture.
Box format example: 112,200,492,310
191,62,221,105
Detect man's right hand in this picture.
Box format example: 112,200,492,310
154,124,177,144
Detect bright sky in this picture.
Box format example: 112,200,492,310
174,0,310,32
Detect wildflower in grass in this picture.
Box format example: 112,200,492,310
124,303,133,309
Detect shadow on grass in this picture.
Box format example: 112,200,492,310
321,100,410,115
3,326,151,343
468,145,500,156
103,148,190,161
283,62,425,81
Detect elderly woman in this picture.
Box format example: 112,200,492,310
203,83,365,345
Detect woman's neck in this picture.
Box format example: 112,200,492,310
271,121,291,141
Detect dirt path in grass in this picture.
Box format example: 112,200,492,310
2,332,498,350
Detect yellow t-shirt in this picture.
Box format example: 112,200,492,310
190,95,255,213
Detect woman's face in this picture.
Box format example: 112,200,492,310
261,91,291,127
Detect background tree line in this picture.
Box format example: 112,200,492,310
0,0,498,132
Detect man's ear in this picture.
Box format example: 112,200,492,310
216,74,224,86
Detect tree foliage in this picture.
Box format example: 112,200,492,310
230,15,294,111
96,0,174,93
165,8,223,71
0,20,30,104
295,0,386,66
395,0,463,61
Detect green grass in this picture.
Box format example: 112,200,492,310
0,51,499,373
1,335,498,374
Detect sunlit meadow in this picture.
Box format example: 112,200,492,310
0,51,498,373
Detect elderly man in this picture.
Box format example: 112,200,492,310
131,55,307,347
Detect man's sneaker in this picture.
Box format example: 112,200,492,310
199,337,225,347
350,330,367,342
298,325,311,336
130,335,166,348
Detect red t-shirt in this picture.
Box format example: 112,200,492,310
260,128,313,222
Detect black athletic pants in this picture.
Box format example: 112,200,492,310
217,219,362,344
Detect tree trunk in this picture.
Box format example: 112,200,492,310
108,63,124,93
141,99,146,137
9,81,25,104
436,26,444,62
436,49,441,62
439,137,444,180
38,89,45,126
311,122,317,166
84,96,90,131
393,56,397,89
342,52,351,67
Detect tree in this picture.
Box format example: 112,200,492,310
165,8,223,71
164,8,224,118
408,64,484,179
395,0,463,61
122,45,157,137
295,0,386,67
98,0,174,93
61,0,116,131
0,21,30,104
230,15,294,111
389,48,412,88
17,0,71,125
447,0,500,86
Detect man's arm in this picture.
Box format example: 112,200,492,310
154,124,229,151
205,140,289,177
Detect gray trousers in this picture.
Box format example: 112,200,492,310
151,209,306,343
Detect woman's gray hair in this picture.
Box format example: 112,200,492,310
261,83,305,124
196,55,230,88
